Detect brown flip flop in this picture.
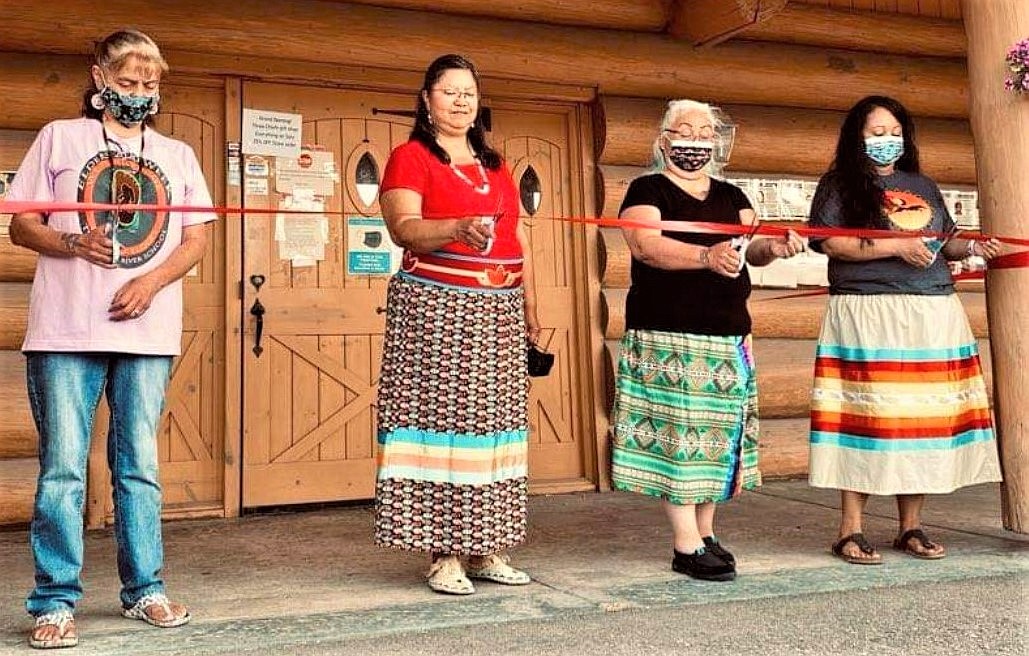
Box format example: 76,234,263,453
893,528,946,560
831,532,883,565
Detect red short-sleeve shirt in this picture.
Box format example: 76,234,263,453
381,139,522,258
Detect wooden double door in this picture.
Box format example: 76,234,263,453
240,82,596,508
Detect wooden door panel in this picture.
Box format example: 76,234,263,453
241,83,411,507
493,106,590,487
95,83,227,522
241,83,595,507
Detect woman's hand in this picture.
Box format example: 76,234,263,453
892,238,936,268
525,305,542,343
703,240,742,278
767,230,806,259
452,218,494,252
73,226,117,269
972,238,1003,260
109,275,160,321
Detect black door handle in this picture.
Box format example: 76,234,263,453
250,298,266,357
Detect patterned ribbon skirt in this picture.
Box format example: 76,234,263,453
611,329,761,506
374,272,529,555
809,294,1001,495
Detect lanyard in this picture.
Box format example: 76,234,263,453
100,123,145,264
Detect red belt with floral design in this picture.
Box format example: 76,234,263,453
400,250,524,289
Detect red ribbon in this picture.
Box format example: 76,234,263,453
2,199,1027,269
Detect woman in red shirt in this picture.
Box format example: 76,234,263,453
375,54,540,595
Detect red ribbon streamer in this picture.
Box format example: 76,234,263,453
2,199,1027,268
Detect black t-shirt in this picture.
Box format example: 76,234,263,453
619,174,754,336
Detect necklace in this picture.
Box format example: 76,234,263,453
449,158,491,195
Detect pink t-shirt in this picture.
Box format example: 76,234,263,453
8,117,217,355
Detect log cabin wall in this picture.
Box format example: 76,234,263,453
0,0,984,524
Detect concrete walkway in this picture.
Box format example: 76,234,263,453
0,481,1025,654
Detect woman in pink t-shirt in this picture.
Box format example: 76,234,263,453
374,54,540,595
7,30,214,648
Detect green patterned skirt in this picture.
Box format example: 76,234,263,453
611,329,761,505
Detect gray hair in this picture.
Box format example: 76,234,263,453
650,99,731,177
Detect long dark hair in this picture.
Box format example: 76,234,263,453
826,95,921,229
81,29,167,125
411,54,501,170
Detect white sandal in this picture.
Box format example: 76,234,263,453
465,553,531,585
122,593,191,628
426,556,476,595
29,609,78,649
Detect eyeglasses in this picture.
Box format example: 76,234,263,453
664,126,715,141
432,87,479,101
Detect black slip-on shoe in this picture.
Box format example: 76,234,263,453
672,547,736,581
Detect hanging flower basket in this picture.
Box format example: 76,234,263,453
1005,38,1029,94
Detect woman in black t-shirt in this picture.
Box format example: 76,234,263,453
610,99,804,582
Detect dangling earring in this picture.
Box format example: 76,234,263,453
90,90,106,111
427,112,434,126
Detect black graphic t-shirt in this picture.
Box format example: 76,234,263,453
809,170,956,295
619,174,754,336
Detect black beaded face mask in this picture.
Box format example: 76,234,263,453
667,140,713,172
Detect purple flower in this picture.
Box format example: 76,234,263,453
1003,38,1029,94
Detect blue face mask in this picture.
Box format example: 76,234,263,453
865,135,904,166
100,86,157,127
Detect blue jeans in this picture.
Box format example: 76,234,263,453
25,352,173,616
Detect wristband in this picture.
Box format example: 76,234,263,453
699,247,710,269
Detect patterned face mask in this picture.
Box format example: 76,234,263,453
100,86,158,127
865,135,904,166
667,139,713,172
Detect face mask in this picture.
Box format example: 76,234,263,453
865,135,904,166
667,139,713,172
99,85,158,127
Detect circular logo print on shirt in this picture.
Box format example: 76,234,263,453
78,151,171,269
883,190,932,231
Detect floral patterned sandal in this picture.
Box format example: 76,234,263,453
29,610,78,649
122,593,191,628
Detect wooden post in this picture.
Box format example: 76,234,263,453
962,0,1029,533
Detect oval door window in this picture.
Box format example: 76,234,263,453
519,166,542,216
355,152,380,208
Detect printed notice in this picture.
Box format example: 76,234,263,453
242,108,302,158
276,149,337,197
276,189,328,266
347,216,401,275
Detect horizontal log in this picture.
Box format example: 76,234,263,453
0,351,35,459
0,238,36,283
753,339,815,419
338,0,668,32
668,0,788,47
601,287,627,340
743,4,966,58
601,97,977,184
0,283,29,351
758,418,810,479
598,227,631,288
0,457,37,524
0,1,969,117
749,289,989,339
